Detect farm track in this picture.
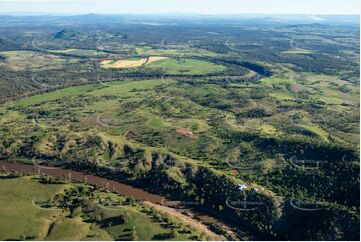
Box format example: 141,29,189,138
144,202,225,240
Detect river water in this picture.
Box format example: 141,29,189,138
0,160,164,204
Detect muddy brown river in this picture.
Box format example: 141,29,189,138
0,160,164,204
0,160,234,240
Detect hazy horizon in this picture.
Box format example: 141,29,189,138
0,0,360,15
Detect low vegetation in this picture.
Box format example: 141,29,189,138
0,173,208,241
0,14,359,240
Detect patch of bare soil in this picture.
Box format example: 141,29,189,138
176,128,196,139
101,56,168,68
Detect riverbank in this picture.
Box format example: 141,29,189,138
0,160,235,240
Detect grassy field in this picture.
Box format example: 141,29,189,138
281,48,315,55
145,58,227,75
14,78,171,107
0,51,76,70
0,175,67,240
45,217,94,241
52,48,110,57
135,46,218,57
99,56,226,75
0,174,207,241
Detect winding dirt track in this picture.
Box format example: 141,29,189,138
144,202,224,240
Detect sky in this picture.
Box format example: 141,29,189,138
0,0,360,15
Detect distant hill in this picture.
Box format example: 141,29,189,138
53,29,65,39
0,14,358,26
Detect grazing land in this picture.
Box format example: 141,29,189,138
0,173,210,241
0,14,359,241
145,58,227,75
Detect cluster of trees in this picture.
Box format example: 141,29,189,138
236,108,271,119
216,124,359,206
3,119,358,240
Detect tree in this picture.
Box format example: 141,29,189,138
170,228,178,238
130,227,139,241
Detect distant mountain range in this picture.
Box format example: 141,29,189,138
0,13,358,26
